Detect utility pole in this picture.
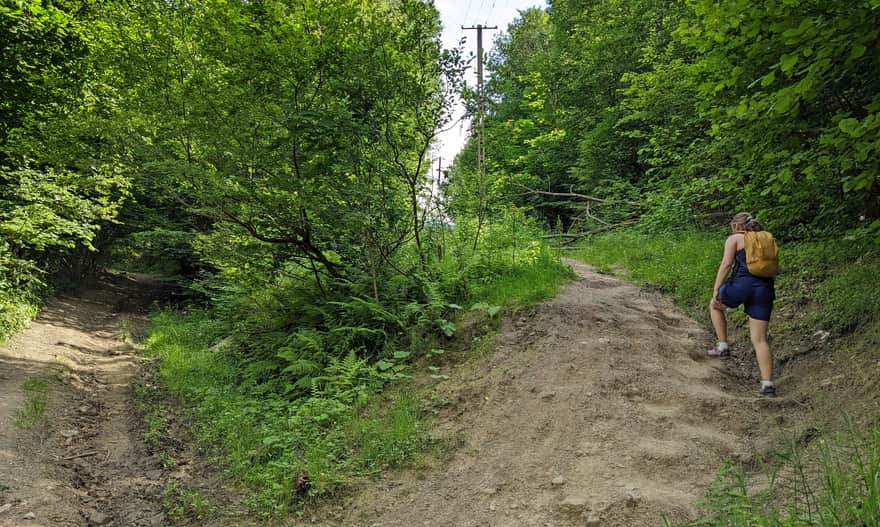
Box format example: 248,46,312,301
436,156,442,185
435,156,444,218
462,23,496,252
461,24,497,178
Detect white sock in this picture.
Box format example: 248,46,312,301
761,380,774,388
717,341,729,351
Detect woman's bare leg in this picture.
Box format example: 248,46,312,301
709,301,728,343
749,318,773,381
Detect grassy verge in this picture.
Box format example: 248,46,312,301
0,289,40,343
682,423,880,527
571,230,719,316
15,375,53,428
471,255,575,309
132,359,222,524
570,229,880,333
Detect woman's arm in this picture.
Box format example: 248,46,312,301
712,235,738,306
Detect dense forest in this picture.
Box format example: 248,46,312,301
1,0,879,522
449,0,880,240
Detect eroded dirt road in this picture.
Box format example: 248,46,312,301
2,261,786,527
0,274,168,527
321,260,781,526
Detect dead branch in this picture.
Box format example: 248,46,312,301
512,183,642,206
63,451,99,461
543,220,640,244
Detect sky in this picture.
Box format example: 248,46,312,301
433,0,548,172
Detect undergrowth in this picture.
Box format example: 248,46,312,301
677,422,880,527
0,288,40,343
470,258,575,308
162,480,211,523
146,310,426,512
144,233,571,515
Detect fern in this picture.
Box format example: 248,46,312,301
309,350,376,405
328,297,405,328
281,357,322,377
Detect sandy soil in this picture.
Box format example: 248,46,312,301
0,274,169,527
314,259,791,527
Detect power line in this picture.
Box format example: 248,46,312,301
485,0,497,25
461,0,475,38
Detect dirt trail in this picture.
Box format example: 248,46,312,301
0,274,170,527
321,260,784,526
1,261,787,527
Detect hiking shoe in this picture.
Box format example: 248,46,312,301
759,384,777,397
706,346,730,358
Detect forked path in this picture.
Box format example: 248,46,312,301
327,260,772,526
0,274,168,527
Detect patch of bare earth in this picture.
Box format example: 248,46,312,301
0,273,172,527
313,260,799,527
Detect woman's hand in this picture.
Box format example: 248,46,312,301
712,289,725,310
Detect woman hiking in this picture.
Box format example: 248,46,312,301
707,212,778,397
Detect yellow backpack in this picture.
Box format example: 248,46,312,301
744,231,778,278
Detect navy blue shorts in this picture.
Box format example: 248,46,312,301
720,279,774,321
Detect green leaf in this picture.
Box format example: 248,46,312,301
376,360,394,371
848,170,875,191
760,71,775,87
393,351,411,359
849,44,867,60
794,77,814,95
838,118,862,137
780,53,798,73
437,319,456,337
773,93,796,114
776,167,793,184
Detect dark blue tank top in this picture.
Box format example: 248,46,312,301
730,249,774,286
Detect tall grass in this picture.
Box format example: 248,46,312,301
684,424,880,527
571,230,720,317
571,230,880,332
470,250,575,308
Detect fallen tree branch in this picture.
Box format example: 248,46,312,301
512,183,642,206
543,220,640,244
63,451,99,461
